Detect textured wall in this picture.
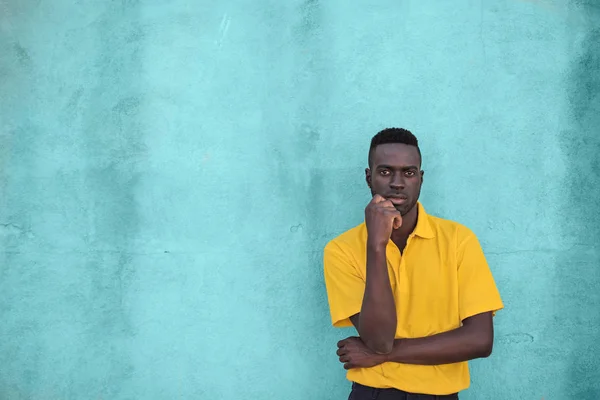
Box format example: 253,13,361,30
1,1,599,399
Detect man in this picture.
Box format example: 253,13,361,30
323,128,503,399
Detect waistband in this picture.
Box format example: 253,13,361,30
351,382,459,399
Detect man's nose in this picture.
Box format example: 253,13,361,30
390,174,405,189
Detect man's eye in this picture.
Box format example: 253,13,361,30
380,170,390,176
405,170,416,177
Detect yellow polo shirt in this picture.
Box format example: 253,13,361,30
323,202,503,395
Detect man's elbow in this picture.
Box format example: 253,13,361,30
364,338,394,355
476,337,493,358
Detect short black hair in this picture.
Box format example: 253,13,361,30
368,127,421,167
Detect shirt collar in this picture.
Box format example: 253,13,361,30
412,202,435,239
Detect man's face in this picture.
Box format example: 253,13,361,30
366,143,423,216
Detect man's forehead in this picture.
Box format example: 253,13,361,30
372,143,420,165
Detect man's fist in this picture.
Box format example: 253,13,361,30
365,194,402,247
337,336,388,370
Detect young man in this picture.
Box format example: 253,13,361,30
323,128,503,399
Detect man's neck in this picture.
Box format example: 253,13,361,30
391,204,419,247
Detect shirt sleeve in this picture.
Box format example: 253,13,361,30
457,230,504,321
323,241,365,328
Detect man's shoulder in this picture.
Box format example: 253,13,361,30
427,212,478,241
324,222,366,252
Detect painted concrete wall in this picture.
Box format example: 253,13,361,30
1,1,599,399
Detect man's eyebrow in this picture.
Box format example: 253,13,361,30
376,164,420,170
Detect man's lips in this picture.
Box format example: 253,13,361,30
387,196,408,205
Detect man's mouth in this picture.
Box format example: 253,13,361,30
387,196,408,205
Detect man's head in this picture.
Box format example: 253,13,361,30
366,128,424,216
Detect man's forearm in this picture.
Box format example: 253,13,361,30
358,244,397,354
383,325,492,365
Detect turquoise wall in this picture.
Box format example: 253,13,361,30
1,1,599,399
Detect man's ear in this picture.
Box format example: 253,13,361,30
365,168,372,188
420,170,425,184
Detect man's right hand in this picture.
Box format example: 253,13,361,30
358,195,400,354
365,194,402,248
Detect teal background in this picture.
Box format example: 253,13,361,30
1,1,599,399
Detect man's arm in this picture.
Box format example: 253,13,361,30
339,312,493,368
386,311,493,365
353,195,401,354
353,242,397,354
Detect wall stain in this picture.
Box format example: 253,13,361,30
77,2,145,397
215,13,230,48
560,3,600,398
290,224,304,233
12,42,31,67
260,3,334,395
0,222,34,238
497,332,534,344
125,25,145,44
62,87,85,127
66,87,84,110
112,96,141,117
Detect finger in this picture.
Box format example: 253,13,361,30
371,194,387,204
338,355,350,363
378,200,395,209
336,348,347,356
393,215,402,229
383,210,402,220
344,362,353,370
383,208,401,214
383,204,397,212
337,340,345,348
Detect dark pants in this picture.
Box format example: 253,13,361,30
348,382,459,400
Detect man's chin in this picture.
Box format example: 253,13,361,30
396,202,415,216
395,205,407,215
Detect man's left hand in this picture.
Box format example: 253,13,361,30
336,336,388,370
